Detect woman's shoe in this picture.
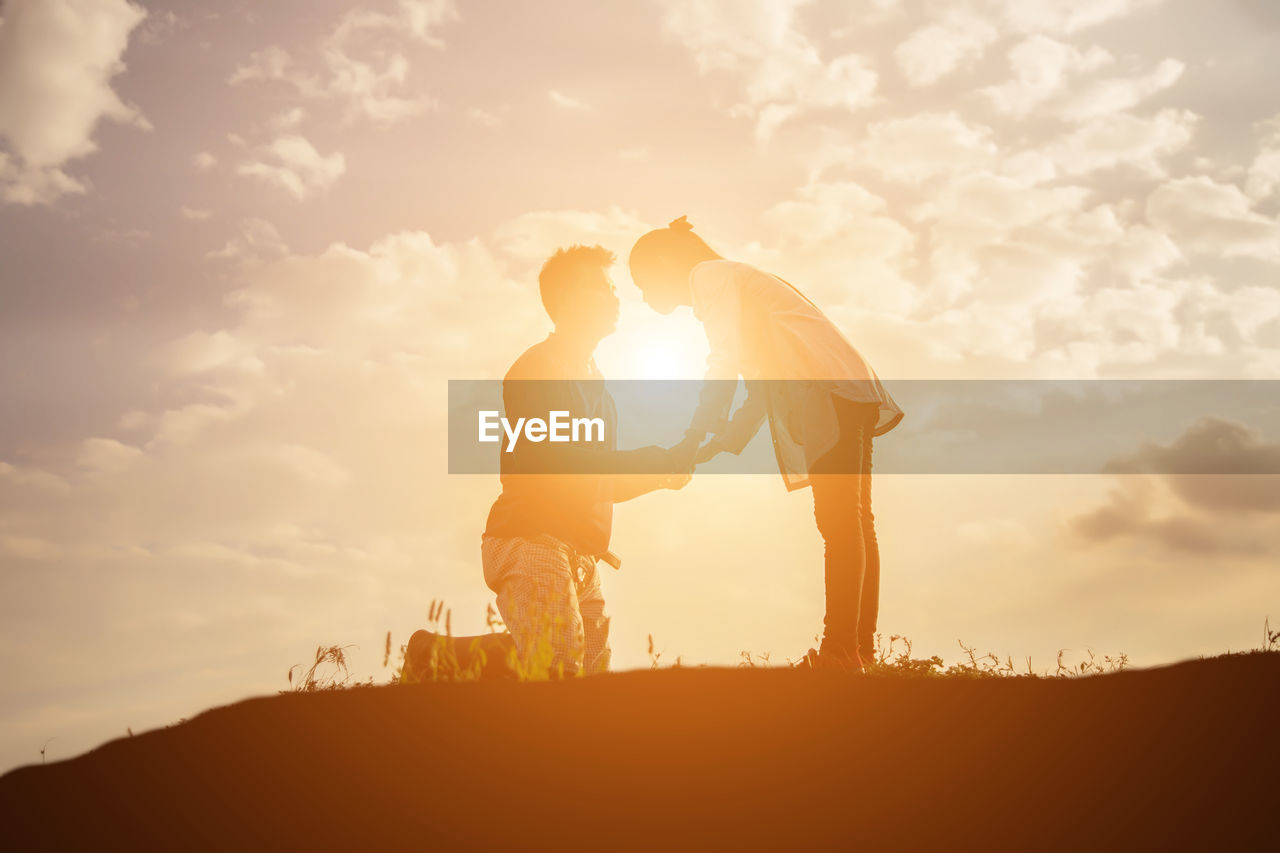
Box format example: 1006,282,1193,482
795,647,864,673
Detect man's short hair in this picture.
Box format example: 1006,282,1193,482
538,244,615,322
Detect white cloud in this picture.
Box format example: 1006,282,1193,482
268,107,307,131
192,151,217,171
228,45,295,86
982,34,1182,124
0,152,86,204
77,438,143,475
399,0,462,45
465,107,505,128
322,43,430,125
0,217,555,774
118,410,150,430
1044,108,1197,176
135,8,182,45
1146,176,1280,261
147,394,252,448
981,34,1112,117
180,205,212,221
956,518,1033,547
548,90,590,111
752,180,918,314
228,1,459,127
895,169,1201,367
491,206,650,267
894,13,999,88
659,0,878,139
1057,58,1184,122
1109,225,1182,283
1246,115,1280,200
0,461,70,494
332,0,458,50
861,112,999,184
91,225,150,247
0,0,147,204
996,0,1168,35
221,229,523,368
267,443,348,487
0,534,63,562
154,329,263,375
236,135,346,200
206,218,289,264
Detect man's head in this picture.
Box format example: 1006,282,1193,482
628,216,719,314
538,244,620,340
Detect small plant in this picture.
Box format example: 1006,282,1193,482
287,597,1176,689
863,634,946,676
285,643,371,692
393,599,580,684
1263,616,1279,653
1055,648,1129,677
851,634,1123,680
486,603,506,634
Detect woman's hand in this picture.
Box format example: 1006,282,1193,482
666,434,702,473
695,436,729,465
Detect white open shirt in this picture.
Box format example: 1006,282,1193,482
688,259,904,491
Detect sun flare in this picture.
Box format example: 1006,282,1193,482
599,315,709,380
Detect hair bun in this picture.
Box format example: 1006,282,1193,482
668,215,693,232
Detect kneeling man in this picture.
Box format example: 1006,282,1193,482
482,245,686,676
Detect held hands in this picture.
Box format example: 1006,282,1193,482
666,434,702,473
637,440,691,493
659,472,692,490
657,433,732,491
694,436,729,465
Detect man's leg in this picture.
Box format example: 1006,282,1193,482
481,536,586,676
575,559,612,675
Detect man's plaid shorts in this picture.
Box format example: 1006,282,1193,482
481,533,611,676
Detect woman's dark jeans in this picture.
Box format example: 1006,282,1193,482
810,397,881,663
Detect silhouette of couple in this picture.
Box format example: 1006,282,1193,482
481,218,903,675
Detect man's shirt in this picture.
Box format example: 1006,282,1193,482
482,333,619,556
687,259,904,491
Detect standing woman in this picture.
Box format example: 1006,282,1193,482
630,217,904,670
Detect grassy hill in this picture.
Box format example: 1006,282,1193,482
3,652,1277,851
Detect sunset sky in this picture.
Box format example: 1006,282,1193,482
3,0,1279,771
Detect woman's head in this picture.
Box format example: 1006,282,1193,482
628,216,719,314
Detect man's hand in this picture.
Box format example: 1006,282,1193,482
660,473,692,490
666,434,701,473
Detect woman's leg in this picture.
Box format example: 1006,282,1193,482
857,424,880,665
811,411,869,662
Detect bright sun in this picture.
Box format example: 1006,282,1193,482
598,314,708,380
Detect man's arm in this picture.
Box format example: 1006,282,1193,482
611,471,691,503
502,379,685,476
